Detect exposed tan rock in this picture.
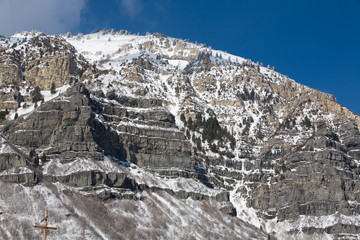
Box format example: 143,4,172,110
0,57,22,85
24,54,78,89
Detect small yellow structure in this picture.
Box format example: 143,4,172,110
34,210,57,240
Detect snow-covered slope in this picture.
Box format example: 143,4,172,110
0,30,359,239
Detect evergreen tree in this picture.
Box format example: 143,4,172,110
0,110,9,120
210,143,217,153
31,86,43,103
40,153,47,163
242,86,250,100
250,89,256,101
303,116,312,128
34,155,39,167
195,112,203,128
186,129,191,139
50,82,56,94
180,113,186,124
202,117,221,143
196,138,202,150
193,147,197,155
230,137,236,150
29,149,35,159
187,117,193,130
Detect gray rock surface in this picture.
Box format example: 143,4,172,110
45,171,127,188
0,153,26,170
0,172,38,186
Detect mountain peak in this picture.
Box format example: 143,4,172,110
0,31,359,239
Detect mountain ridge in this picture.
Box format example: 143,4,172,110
0,29,359,239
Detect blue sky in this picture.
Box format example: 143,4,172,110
0,0,359,114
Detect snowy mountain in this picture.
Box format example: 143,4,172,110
0,29,359,239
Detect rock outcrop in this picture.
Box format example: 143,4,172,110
2,82,194,172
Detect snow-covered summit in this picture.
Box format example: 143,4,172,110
64,30,249,71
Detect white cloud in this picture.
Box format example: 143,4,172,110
0,0,86,37
120,0,143,19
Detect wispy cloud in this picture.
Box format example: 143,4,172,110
0,0,86,36
120,0,143,19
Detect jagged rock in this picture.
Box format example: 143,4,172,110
325,223,360,235
0,56,22,86
0,153,26,170
220,202,237,216
0,34,88,94
2,82,194,171
46,171,127,188
0,172,38,186
3,83,100,161
214,192,230,202
108,95,163,108
24,54,80,89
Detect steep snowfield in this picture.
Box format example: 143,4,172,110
65,30,247,72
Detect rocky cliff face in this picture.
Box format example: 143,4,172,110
0,30,359,239
0,31,88,113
